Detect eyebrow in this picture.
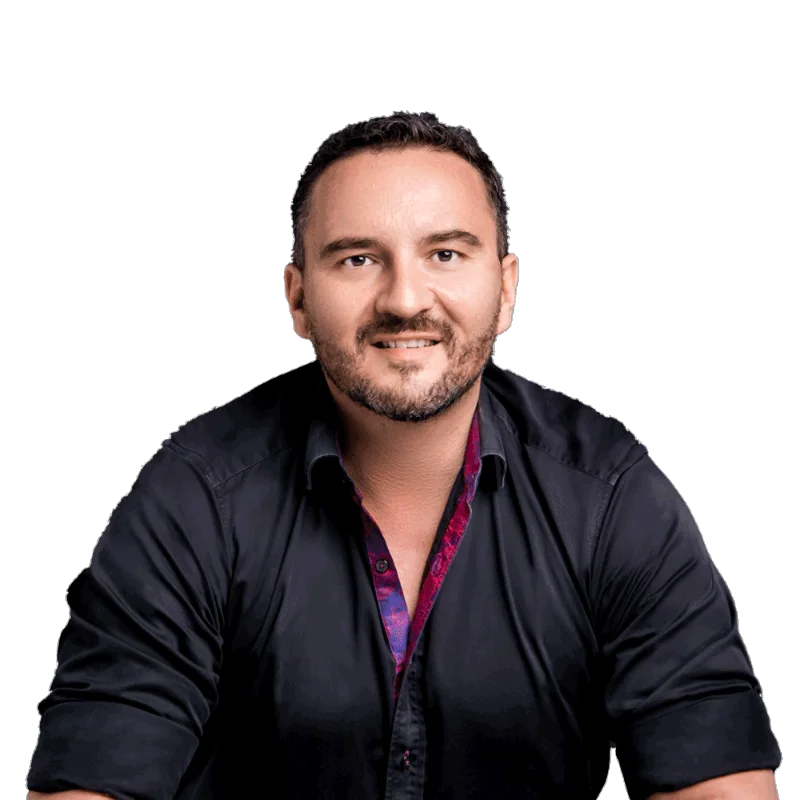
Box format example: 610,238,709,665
318,229,483,261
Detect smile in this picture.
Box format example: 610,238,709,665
372,342,440,359
373,339,439,349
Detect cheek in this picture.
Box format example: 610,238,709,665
309,288,365,338
439,280,500,325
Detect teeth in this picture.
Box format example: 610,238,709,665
378,339,437,349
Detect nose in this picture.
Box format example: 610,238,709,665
373,250,435,320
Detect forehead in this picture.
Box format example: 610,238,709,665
306,147,494,246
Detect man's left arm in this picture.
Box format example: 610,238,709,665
648,767,778,798
589,452,782,800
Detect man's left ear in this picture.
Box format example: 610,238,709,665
498,252,520,334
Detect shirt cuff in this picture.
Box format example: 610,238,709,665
616,689,782,800
27,700,199,800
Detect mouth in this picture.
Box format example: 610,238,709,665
372,342,441,361
372,339,440,350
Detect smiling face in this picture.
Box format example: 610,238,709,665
284,146,519,423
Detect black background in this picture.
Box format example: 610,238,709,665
21,104,785,792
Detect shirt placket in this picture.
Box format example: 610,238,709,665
384,634,428,799
337,413,481,800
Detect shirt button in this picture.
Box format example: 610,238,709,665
375,558,389,573
401,749,412,770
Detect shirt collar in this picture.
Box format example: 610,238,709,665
304,359,508,493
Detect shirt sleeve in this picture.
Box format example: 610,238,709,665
589,452,781,800
27,441,229,800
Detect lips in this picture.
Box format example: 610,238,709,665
371,334,442,348
373,339,439,349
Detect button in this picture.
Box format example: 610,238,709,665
401,749,412,770
375,558,389,573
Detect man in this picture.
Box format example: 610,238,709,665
27,111,781,799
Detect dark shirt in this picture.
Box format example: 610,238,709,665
27,358,781,800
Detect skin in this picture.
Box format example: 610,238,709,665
23,769,781,799
648,768,779,799
23,769,780,798
27,793,114,799
284,145,519,508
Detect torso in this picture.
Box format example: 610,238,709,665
363,501,447,621
385,539,433,621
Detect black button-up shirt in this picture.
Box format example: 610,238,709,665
27,358,781,799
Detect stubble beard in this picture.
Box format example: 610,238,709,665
306,299,501,422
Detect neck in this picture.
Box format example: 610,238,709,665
326,378,481,506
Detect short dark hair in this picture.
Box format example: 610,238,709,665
290,111,509,271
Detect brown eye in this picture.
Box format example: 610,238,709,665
434,250,458,263
342,255,374,268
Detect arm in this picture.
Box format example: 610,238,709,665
27,442,228,800
590,453,782,799
647,768,778,799
28,793,116,799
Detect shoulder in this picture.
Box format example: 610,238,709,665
159,361,321,487
483,360,647,486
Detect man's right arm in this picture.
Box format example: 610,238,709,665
27,442,229,799
28,792,115,799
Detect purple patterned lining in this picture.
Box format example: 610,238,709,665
336,410,482,702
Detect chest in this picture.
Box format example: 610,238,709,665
383,541,431,621
366,505,445,620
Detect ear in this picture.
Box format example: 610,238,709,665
284,263,310,340
496,252,520,336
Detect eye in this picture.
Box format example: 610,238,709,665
341,254,375,268
432,250,461,263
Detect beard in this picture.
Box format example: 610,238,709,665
304,295,502,423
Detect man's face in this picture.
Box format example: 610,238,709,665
285,146,518,423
